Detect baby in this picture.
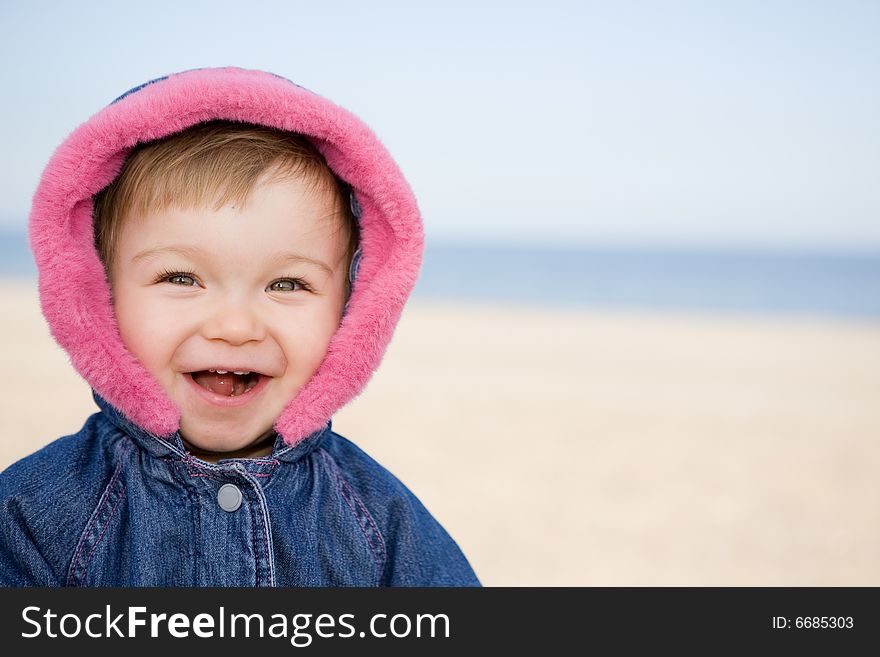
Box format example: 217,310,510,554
0,67,480,586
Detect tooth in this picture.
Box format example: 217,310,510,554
233,371,249,375
209,369,216,373
216,370,228,374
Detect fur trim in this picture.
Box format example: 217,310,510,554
28,67,423,445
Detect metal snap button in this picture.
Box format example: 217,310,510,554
217,483,242,512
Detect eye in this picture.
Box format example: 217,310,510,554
268,277,312,293
154,269,199,287
151,270,312,292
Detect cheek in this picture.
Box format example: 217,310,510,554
277,313,340,371
113,292,179,370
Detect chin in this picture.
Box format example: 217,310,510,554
180,419,272,452
183,434,249,454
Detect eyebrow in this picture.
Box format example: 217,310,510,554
131,245,334,275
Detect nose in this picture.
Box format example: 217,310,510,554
200,295,267,345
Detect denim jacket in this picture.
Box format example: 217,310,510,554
3,68,480,586
0,392,480,586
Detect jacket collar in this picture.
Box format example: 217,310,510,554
92,389,330,465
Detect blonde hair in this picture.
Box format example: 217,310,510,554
93,120,359,297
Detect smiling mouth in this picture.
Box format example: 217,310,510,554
188,371,263,397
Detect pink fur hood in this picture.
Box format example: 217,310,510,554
28,67,423,447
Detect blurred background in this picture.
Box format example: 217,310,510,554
1,0,878,585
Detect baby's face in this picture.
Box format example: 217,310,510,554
110,174,348,459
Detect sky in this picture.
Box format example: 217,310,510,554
1,0,878,250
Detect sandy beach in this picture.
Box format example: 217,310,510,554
1,279,879,586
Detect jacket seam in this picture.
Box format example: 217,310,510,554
316,449,387,585
151,444,282,490
164,457,202,582
233,465,276,587
65,439,132,586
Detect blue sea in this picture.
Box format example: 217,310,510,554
3,229,878,319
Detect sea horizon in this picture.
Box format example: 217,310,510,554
3,228,879,319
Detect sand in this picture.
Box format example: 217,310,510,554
1,279,879,586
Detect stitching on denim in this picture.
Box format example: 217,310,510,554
316,449,386,584
189,470,202,582
152,434,188,459
66,440,132,586
66,442,127,585
172,453,280,485
251,501,261,587
79,480,127,580
165,457,201,582
255,462,282,493
339,477,387,583
166,453,278,584
235,465,276,587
